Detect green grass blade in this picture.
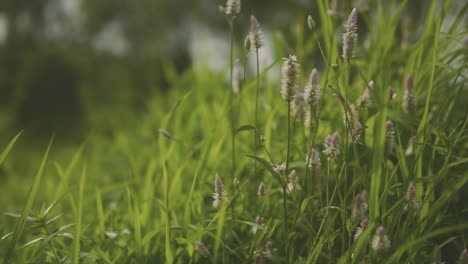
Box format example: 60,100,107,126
0,131,22,165
4,136,52,263
163,159,174,264
72,163,86,264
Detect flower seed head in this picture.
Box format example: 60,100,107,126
342,8,358,61
307,147,321,168
354,218,369,241
323,132,341,159
403,74,417,115
304,68,321,110
372,226,391,253
233,177,240,189
281,55,300,102
224,0,241,16
196,242,211,257
458,249,468,264
432,245,444,264
274,163,286,174
307,15,316,32
404,182,419,211
249,15,264,50
353,190,369,221
213,174,228,209
258,181,266,196
215,174,224,194
385,120,395,155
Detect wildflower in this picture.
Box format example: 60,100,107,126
405,135,417,156
252,216,265,234
357,80,374,109
347,104,363,143
432,245,445,264
258,181,266,196
222,0,241,17
372,226,391,253
354,218,369,241
281,55,300,102
342,8,358,61
402,75,416,115
323,132,341,159
307,147,321,169
212,174,228,209
244,35,251,51
287,170,301,193
233,177,240,189
458,249,468,264
253,253,265,264
196,241,211,257
307,15,316,32
273,163,286,174
353,190,368,221
291,92,306,119
248,15,263,51
385,120,395,155
389,86,397,101
404,182,419,211
304,68,321,111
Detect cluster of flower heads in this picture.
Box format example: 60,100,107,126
198,1,447,262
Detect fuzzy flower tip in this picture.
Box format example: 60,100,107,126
223,0,241,16
353,190,368,221
403,75,416,115
357,80,374,108
248,15,263,50
281,55,300,102
372,226,391,253
458,249,468,264
212,174,228,209
304,68,321,111
287,170,301,193
323,132,341,159
404,182,419,211
342,8,358,61
307,15,316,32
196,242,211,257
257,181,266,196
347,104,363,143
354,218,369,241
307,147,321,169
385,120,395,155
432,246,445,264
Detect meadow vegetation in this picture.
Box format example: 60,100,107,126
1,0,468,263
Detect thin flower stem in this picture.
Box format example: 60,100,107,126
229,20,236,179
255,48,260,175
283,101,292,263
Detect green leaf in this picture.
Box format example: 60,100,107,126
4,137,53,263
0,131,22,165
234,125,256,134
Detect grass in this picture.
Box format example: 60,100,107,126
1,0,468,263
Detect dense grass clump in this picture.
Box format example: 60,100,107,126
1,0,468,263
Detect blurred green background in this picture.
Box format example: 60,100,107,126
0,0,464,147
